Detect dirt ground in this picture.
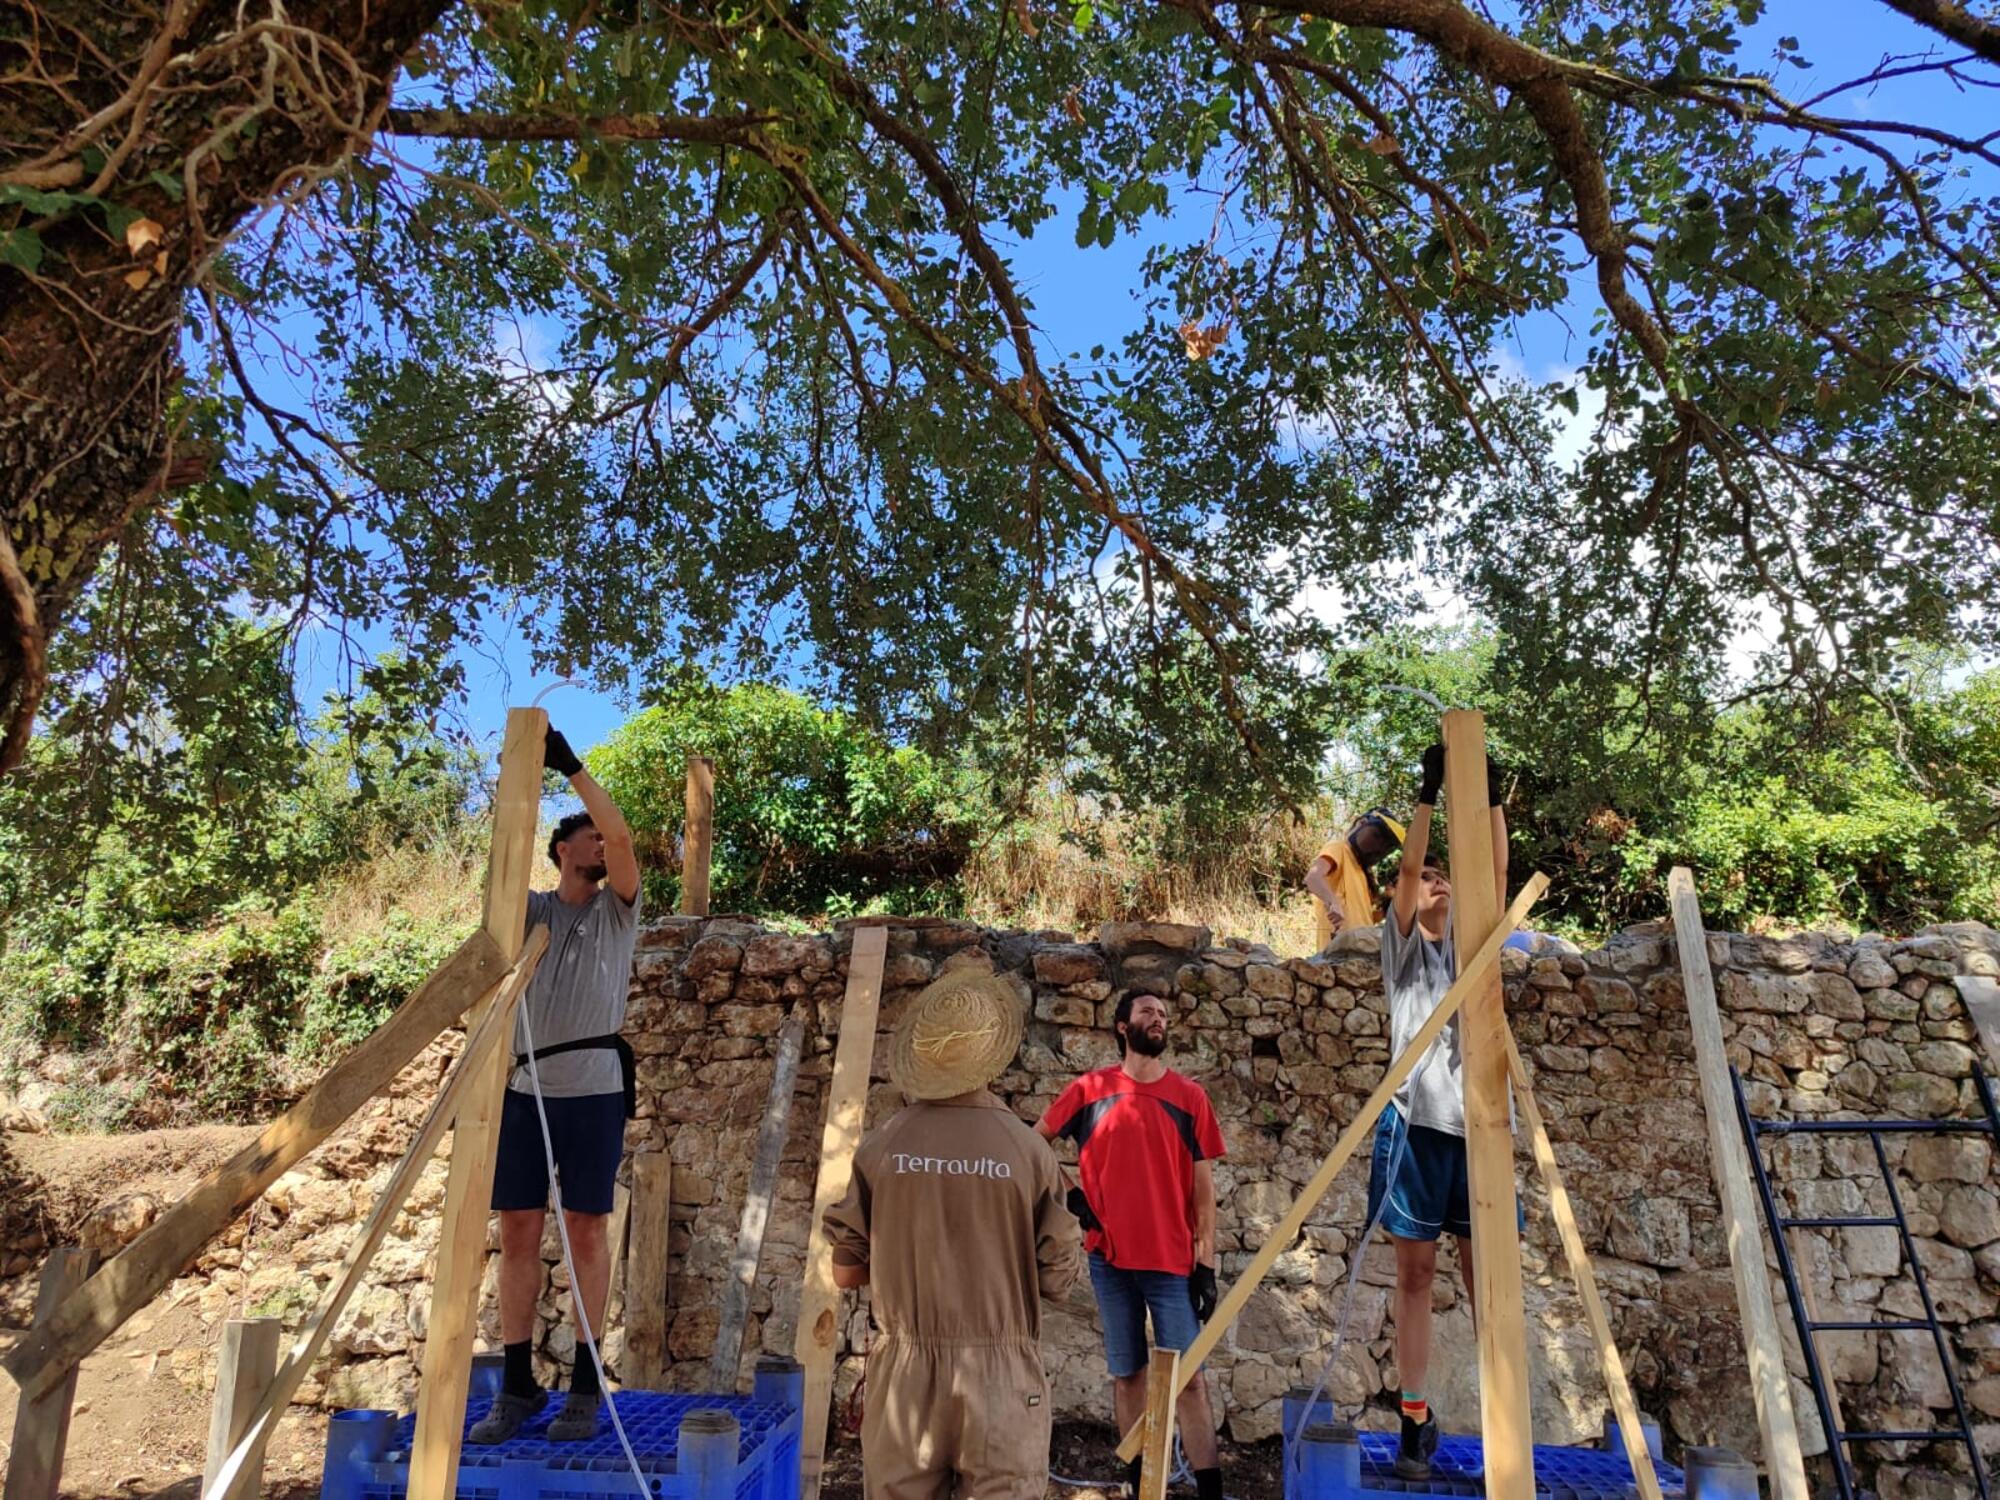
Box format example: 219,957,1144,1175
0,1126,1287,1500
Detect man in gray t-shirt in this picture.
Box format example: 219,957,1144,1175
1365,742,1509,1482
471,723,642,1447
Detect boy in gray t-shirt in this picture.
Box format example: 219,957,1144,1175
1366,743,1508,1481
471,723,644,1447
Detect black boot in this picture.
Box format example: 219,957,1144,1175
1394,1412,1440,1480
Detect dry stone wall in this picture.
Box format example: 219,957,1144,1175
8,914,1994,1500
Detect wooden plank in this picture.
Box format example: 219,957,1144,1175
200,930,546,1500
201,1318,282,1500
1116,873,1551,1462
409,706,546,1500
1955,976,2000,1072
1314,897,1332,954
1503,1036,1662,1500
796,925,889,1500
3,1248,99,1500
625,1152,675,1391
3,929,507,1401
682,754,714,916
1136,1347,1180,1500
1667,866,1811,1500
709,1005,810,1391
603,1180,634,1322
1440,707,1533,1500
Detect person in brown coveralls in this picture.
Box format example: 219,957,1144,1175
823,971,1084,1500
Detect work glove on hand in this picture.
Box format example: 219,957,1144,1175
1189,1262,1218,1323
1067,1185,1101,1234
544,725,585,779
1417,744,1446,806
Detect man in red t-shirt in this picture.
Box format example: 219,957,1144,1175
1037,984,1227,1500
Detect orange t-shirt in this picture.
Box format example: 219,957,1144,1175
1313,838,1380,936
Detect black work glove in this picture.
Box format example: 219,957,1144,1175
1067,1185,1101,1233
544,725,584,779
1417,743,1446,806
1189,1262,1218,1323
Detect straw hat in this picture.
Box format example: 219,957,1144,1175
890,972,1026,1100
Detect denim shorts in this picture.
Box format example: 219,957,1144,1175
1087,1253,1201,1378
491,1089,625,1215
1366,1102,1472,1243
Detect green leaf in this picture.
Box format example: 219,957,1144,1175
0,227,44,272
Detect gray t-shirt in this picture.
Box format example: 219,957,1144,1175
1381,910,1466,1137
510,885,641,1099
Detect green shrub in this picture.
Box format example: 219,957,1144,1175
297,912,466,1059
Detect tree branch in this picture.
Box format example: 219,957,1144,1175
1875,0,2000,65
383,107,775,143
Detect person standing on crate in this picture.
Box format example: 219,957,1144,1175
1036,983,1228,1500
470,724,643,1446
822,971,1082,1500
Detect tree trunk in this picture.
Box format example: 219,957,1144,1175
0,0,448,769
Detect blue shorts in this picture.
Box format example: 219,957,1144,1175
1087,1253,1201,1379
491,1089,625,1215
1366,1103,1472,1243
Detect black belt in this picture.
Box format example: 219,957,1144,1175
514,1034,636,1119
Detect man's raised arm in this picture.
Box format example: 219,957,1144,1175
544,725,641,905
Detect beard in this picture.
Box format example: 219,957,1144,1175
1125,1026,1168,1058
580,863,608,884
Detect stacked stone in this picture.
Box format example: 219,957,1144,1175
8,914,1993,1500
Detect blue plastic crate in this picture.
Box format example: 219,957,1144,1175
1286,1429,1686,1500
323,1387,802,1500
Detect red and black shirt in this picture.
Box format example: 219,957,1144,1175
1041,1066,1227,1275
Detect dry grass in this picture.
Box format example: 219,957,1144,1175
312,831,489,937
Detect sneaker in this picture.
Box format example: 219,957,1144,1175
1394,1414,1440,1480
468,1388,547,1445
548,1390,602,1442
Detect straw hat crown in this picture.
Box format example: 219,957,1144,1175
890,971,1025,1100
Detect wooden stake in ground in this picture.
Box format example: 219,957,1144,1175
201,1317,282,1500
1502,1036,1662,1500
1117,875,1551,1463
624,1152,675,1391
199,928,548,1500
796,925,889,1500
709,1005,810,1390
1440,708,1533,1500
1,929,507,1403
1135,1347,1180,1500
1667,866,1810,1500
409,706,546,1500
682,754,714,916
3,1247,99,1500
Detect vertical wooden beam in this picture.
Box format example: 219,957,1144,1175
709,1006,810,1391
1439,708,1533,1500
201,1318,282,1500
682,754,714,916
603,1180,634,1321
1313,897,1332,954
796,925,889,1500
1503,1036,1662,1500
1136,1347,1180,1500
1667,866,1811,1500
409,706,546,1500
1114,875,1552,1464
624,1152,675,1391
3,1248,99,1500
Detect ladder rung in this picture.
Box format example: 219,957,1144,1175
1811,1319,1929,1332
1779,1215,1899,1229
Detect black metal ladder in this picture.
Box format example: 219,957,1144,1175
1731,1061,1998,1499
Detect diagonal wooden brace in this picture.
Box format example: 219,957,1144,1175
1115,872,1550,1463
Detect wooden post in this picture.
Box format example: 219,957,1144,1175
1503,1035,1662,1500
624,1152,675,1391
1440,708,1533,1500
1135,1348,1180,1500
603,1180,634,1322
201,1318,282,1500
797,925,889,1500
1667,867,1811,1500
3,932,507,1402
1313,898,1332,954
1117,874,1551,1463
709,1005,810,1391
3,1248,99,1500
409,707,546,1500
199,930,546,1500
1956,975,2000,1071
682,754,714,916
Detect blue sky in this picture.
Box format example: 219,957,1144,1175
278,0,1996,763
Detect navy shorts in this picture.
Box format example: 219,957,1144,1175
1366,1103,1472,1243
1087,1253,1201,1379
491,1089,625,1215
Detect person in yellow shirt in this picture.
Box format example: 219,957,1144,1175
1305,807,1405,950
